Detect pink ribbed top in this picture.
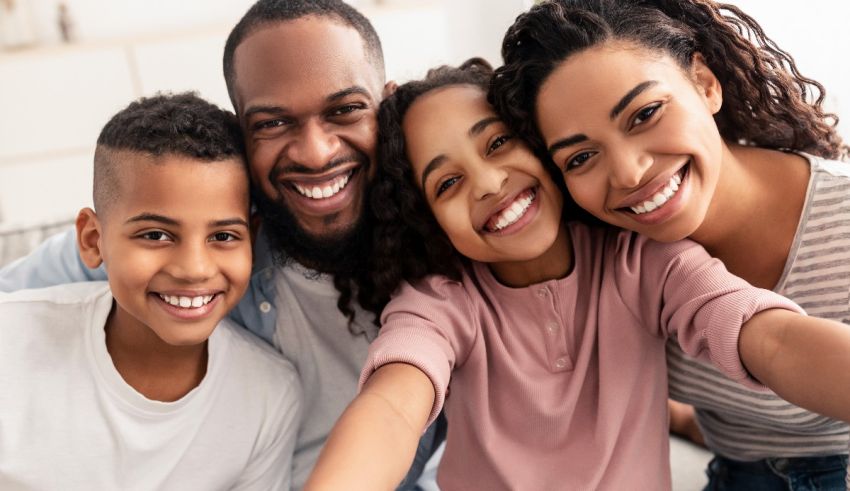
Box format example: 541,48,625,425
361,223,802,491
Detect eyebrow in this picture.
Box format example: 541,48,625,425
126,214,249,228
126,213,179,226
242,86,372,121
420,155,447,192
610,80,658,120
419,116,501,190
469,116,500,137
547,134,588,156
327,86,372,102
547,80,660,156
210,218,250,228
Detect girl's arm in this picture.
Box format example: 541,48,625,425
305,362,436,491
740,309,850,423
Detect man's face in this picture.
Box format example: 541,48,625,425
232,17,384,245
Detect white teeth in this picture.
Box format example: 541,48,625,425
490,191,535,231
158,294,215,309
293,173,352,200
629,169,684,215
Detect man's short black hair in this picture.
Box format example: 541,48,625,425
93,92,245,213
222,0,385,111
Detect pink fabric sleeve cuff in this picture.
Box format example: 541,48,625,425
358,321,453,429
706,290,804,389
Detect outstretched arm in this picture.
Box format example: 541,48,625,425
740,309,850,423
305,362,436,491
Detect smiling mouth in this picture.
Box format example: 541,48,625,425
484,187,537,232
156,293,217,309
287,169,356,200
624,164,688,215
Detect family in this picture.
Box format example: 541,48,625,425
1,0,849,490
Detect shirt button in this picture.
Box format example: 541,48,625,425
259,301,272,313
546,322,559,333
555,357,569,369
537,288,548,298
264,270,273,280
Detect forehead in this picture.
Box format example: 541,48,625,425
403,86,493,173
232,17,383,115
404,85,492,160
536,43,683,130
111,155,248,213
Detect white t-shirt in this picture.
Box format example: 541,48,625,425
0,282,302,491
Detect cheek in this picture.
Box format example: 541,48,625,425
564,175,601,212
247,142,280,187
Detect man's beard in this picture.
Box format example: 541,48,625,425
251,184,372,277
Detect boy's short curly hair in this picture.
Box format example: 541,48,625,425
93,92,245,213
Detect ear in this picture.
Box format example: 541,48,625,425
690,53,723,115
382,80,399,99
76,207,104,269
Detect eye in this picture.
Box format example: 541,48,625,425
487,134,513,155
630,102,662,129
565,151,596,171
210,231,239,242
139,230,171,242
329,103,367,122
331,103,364,116
252,118,291,132
436,176,461,197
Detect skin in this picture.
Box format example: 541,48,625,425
535,40,813,444
536,41,809,290
306,84,850,490
232,17,389,244
76,153,252,402
404,85,570,287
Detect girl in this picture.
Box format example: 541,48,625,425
305,61,850,491
490,0,850,489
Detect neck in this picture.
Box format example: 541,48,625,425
689,144,809,289
489,222,573,287
104,303,208,402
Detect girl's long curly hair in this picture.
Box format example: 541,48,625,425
490,0,848,161
360,59,494,318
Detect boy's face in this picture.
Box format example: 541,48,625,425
79,154,252,346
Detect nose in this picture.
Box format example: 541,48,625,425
470,161,508,201
166,241,217,283
607,146,654,190
285,120,341,170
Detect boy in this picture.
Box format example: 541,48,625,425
0,93,301,490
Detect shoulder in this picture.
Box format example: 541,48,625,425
214,318,300,392
568,222,706,269
382,270,475,321
806,153,850,179
0,281,110,309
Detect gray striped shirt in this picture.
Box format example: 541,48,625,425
667,154,850,467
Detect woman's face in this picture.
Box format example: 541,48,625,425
535,41,724,242
403,85,564,264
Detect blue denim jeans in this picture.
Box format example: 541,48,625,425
705,454,848,491
396,412,448,491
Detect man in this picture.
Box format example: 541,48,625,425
0,1,442,489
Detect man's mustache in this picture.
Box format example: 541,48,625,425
271,152,369,179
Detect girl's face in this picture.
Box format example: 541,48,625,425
403,85,564,265
535,41,724,242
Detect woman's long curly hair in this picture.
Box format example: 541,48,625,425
360,59,494,318
490,0,848,161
